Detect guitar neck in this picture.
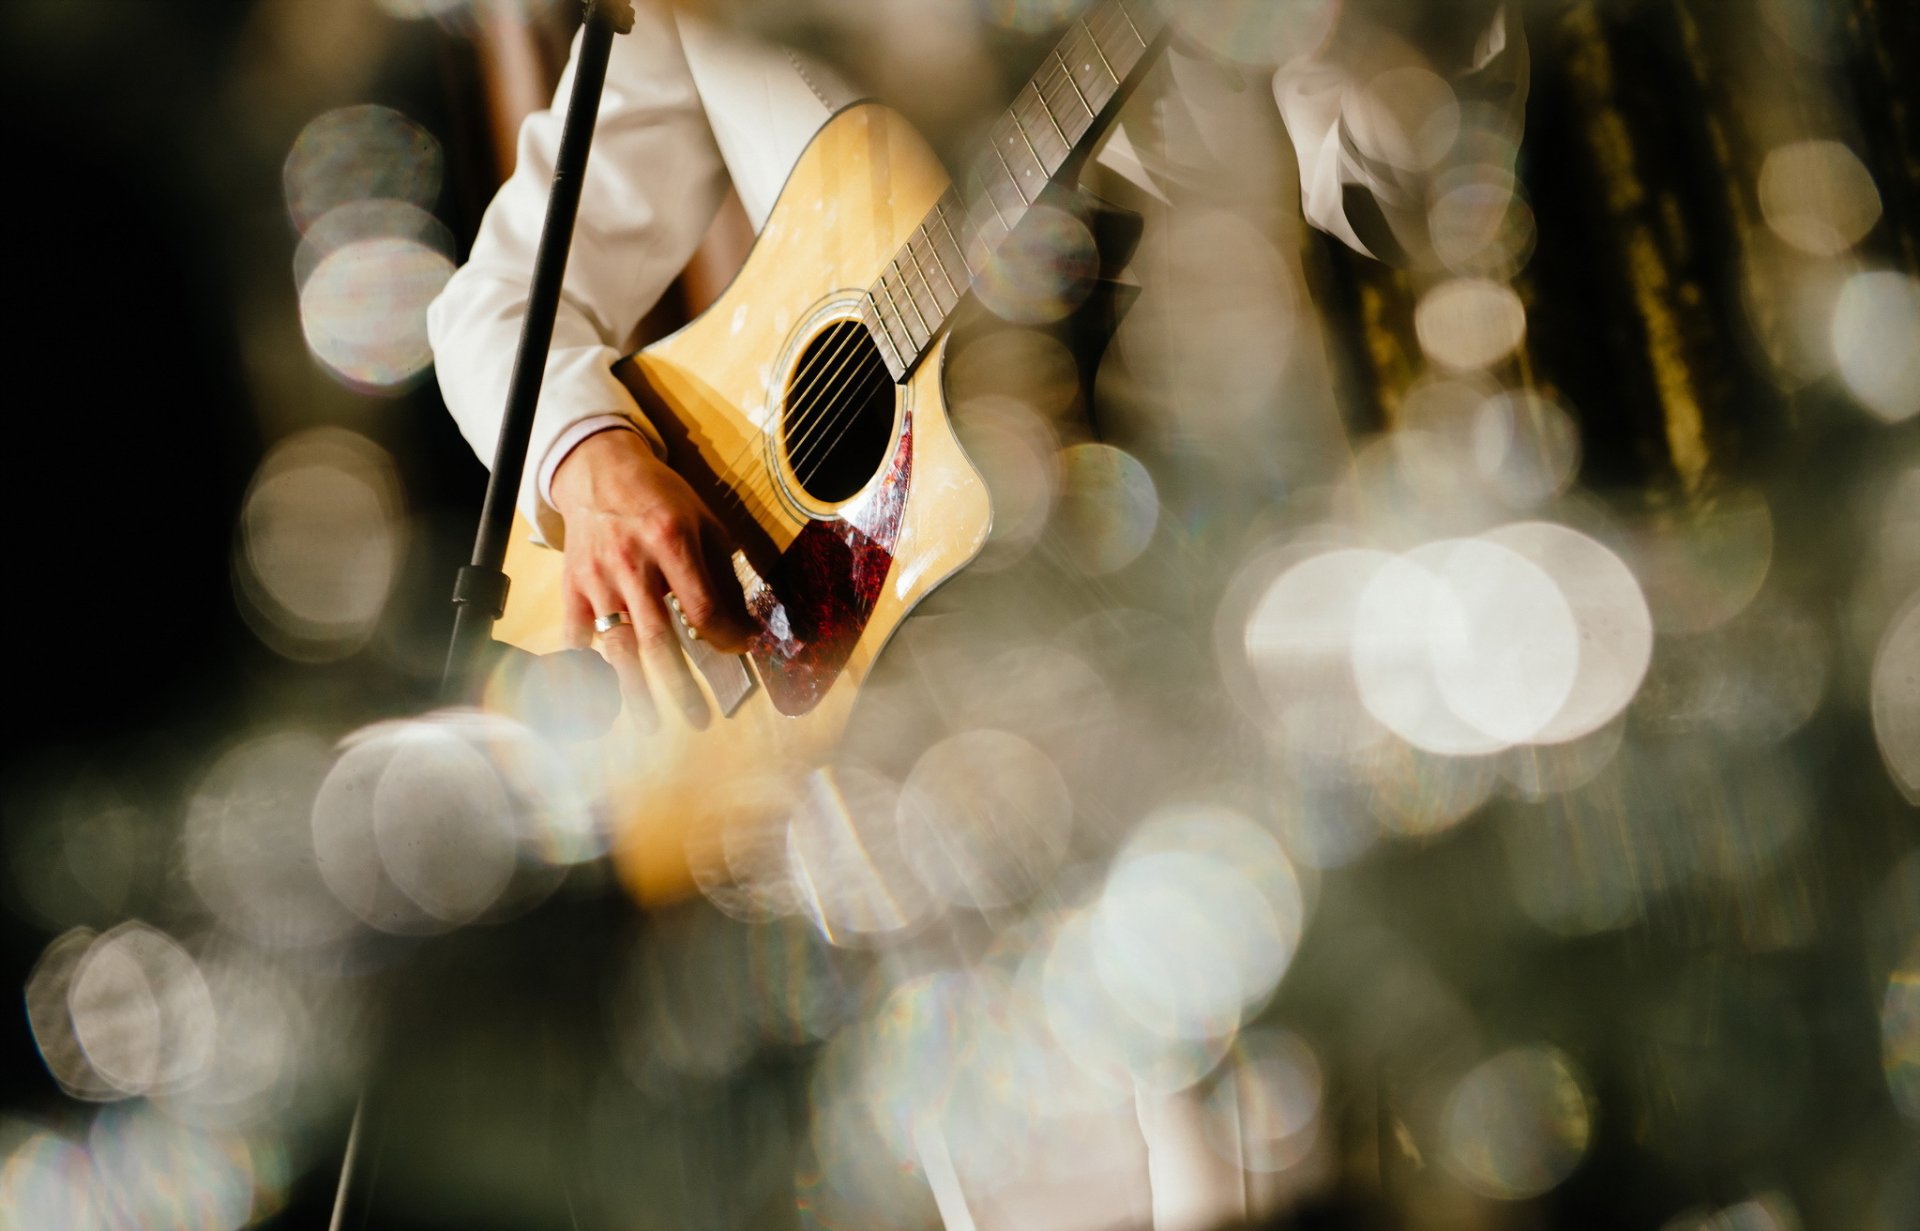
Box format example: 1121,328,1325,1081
862,0,1165,380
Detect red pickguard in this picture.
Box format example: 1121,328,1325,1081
745,413,913,715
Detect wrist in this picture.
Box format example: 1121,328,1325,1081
551,427,660,515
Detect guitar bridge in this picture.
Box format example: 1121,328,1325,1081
674,552,761,718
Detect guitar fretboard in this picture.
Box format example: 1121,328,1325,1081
861,0,1164,380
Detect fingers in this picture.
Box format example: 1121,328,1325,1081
582,578,658,734
620,569,711,731
649,519,756,653
563,583,596,652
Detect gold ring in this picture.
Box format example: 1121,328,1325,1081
592,611,632,635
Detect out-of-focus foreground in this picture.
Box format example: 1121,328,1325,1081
2,1,1919,1229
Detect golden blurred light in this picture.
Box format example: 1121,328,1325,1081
185,732,358,949
1440,1045,1592,1200
1169,0,1338,65
1886,943,1920,1121
1351,66,1461,173
1634,487,1775,635
1055,442,1159,574
953,396,1059,570
1873,596,1920,805
1353,539,1580,754
896,729,1072,912
1757,140,1882,257
1415,278,1527,371
974,203,1098,326
299,233,455,390
66,924,217,1100
1245,548,1395,759
786,765,928,943
25,929,118,1101
0,1130,109,1231
235,427,403,662
283,104,441,233
1203,1027,1324,1174
1484,522,1652,743
1092,807,1302,1043
1473,391,1580,507
1832,270,1920,424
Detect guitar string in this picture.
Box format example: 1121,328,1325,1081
686,1,1138,524
774,0,1141,487
777,0,1138,485
785,3,1141,487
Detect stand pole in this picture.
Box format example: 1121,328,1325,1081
443,0,636,699
331,5,634,1227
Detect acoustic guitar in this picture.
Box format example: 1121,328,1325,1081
490,0,1166,902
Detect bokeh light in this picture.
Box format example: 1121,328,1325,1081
184,731,358,950
1415,278,1527,371
1441,1045,1593,1200
1757,139,1882,257
234,427,403,662
1873,595,1920,805
1886,942,1920,1121
1832,270,1920,424
283,104,441,233
896,728,1073,913
299,234,455,390
1054,441,1159,574
974,203,1099,326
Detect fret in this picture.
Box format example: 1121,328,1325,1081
892,255,938,337
1001,111,1051,197
1111,0,1150,55
914,223,962,304
935,199,986,283
970,154,1030,237
1017,82,1073,168
875,275,923,354
862,294,905,378
888,267,931,349
988,139,1034,207
1075,19,1121,104
1051,48,1096,122
925,211,969,297
1037,66,1093,149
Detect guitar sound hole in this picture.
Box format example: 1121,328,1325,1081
782,320,897,504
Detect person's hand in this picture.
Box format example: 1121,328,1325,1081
550,428,755,730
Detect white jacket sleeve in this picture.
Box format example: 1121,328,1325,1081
1274,3,1528,262
426,1,729,548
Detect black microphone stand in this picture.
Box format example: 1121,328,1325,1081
443,0,635,699
329,3,633,1227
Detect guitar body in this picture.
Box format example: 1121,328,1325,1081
492,103,992,903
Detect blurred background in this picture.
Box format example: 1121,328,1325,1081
2,1,1918,1228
